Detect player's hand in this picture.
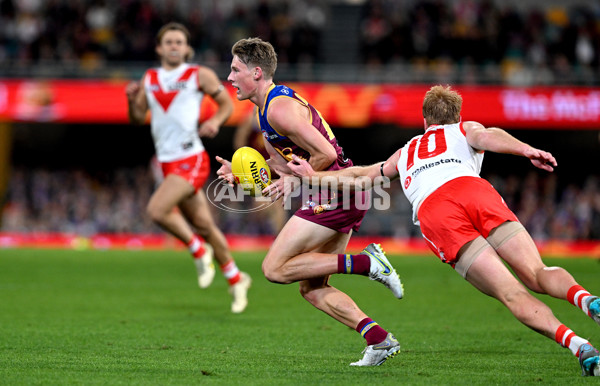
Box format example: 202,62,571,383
525,147,557,172
125,81,140,101
215,156,235,185
199,118,220,138
287,154,315,178
262,174,301,203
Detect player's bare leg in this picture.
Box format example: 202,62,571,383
492,222,600,326
263,216,400,365
146,174,216,288
464,246,599,375
493,226,577,296
181,189,251,313
466,247,562,337
262,216,341,282
146,174,196,242
300,275,367,326
262,216,402,297
180,189,234,266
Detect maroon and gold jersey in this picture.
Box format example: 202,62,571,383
257,84,352,171
257,84,367,234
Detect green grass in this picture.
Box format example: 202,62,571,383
1,249,599,385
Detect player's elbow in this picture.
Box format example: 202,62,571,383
321,147,338,168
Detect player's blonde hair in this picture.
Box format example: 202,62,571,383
422,85,462,125
231,38,277,79
156,22,194,61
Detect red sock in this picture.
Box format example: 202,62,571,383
187,236,205,259
356,317,388,346
221,260,241,285
567,285,592,312
337,254,370,275
555,324,589,356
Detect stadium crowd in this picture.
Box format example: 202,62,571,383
0,0,599,84
357,0,600,85
1,166,599,241
0,0,325,70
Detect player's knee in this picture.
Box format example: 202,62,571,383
299,283,315,302
519,266,549,294
192,220,211,238
146,202,164,224
261,261,288,284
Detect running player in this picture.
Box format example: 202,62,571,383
283,85,600,376
125,22,251,313
216,37,404,366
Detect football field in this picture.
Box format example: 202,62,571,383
1,249,599,384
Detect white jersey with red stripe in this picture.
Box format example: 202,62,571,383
144,63,205,162
395,122,484,224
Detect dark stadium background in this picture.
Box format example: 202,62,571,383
1,0,599,245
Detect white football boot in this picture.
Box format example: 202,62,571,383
350,333,401,366
362,243,404,299
194,243,215,289
229,272,252,313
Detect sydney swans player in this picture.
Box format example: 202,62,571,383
125,23,250,313
284,85,600,376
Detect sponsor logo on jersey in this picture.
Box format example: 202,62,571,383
168,81,187,91
280,87,290,95
182,142,193,150
411,158,462,178
404,176,412,189
261,129,280,140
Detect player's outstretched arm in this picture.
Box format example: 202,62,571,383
288,149,400,184
463,121,557,172
264,151,401,200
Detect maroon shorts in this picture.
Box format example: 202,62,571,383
294,189,370,234
418,176,519,264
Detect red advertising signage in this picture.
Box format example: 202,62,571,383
0,79,598,129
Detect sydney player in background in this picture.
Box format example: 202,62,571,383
125,22,251,314
216,37,404,367
283,85,600,376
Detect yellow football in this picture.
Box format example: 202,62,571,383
231,146,271,197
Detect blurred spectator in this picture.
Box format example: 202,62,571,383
0,0,323,69
357,0,600,85
1,0,600,84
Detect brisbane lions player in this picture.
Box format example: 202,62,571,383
217,38,404,366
